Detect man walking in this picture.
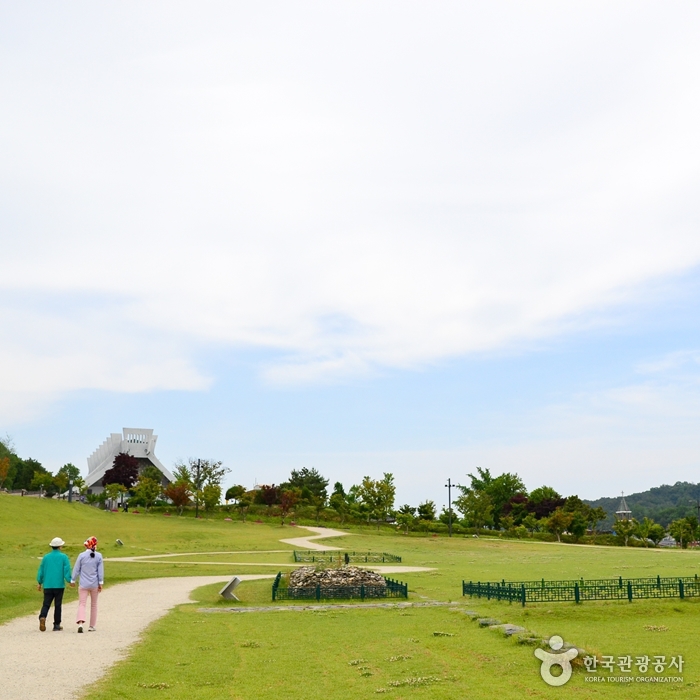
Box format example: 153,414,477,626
37,537,74,631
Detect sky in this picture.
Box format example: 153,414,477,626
1,2,700,509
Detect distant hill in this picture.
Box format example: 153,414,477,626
585,482,700,529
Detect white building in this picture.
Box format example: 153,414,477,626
85,428,174,494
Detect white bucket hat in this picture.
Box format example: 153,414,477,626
49,537,65,547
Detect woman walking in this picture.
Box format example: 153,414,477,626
71,536,104,633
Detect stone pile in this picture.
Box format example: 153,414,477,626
289,566,387,588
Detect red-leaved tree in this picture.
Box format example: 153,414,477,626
102,453,139,489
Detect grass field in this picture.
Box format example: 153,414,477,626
2,495,699,698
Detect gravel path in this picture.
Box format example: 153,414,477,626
0,574,273,700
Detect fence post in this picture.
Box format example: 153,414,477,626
521,584,526,607
679,580,685,600
657,575,661,589
316,584,321,601
487,582,491,600
619,576,623,589
574,582,580,604
627,581,633,602
361,584,365,600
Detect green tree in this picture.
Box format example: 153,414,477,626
225,485,246,503
104,482,127,507
140,465,164,484
133,477,162,511
396,511,414,534
329,489,350,524
545,509,574,542
281,467,329,502
236,492,253,522
416,501,436,521
30,471,57,496
462,467,526,528
522,513,539,534
669,518,694,548
569,512,587,541
173,459,230,518
357,473,396,529
57,463,81,482
615,518,639,547
529,485,562,504
202,483,222,516
454,490,493,529
648,522,666,546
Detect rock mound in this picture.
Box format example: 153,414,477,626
290,566,386,588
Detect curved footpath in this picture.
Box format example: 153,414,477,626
0,526,431,699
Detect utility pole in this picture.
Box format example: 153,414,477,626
67,479,73,503
445,478,453,537
195,459,201,519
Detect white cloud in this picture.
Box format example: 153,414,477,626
2,2,700,416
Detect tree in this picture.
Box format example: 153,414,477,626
0,456,10,488
257,484,280,507
615,518,639,547
281,468,329,502
569,512,588,541
417,501,436,521
140,465,163,484
669,518,694,549
57,463,81,482
132,477,162,511
462,468,526,528
587,507,607,537
545,509,574,543
329,492,349,524
279,488,300,525
30,471,57,496
103,453,139,489
396,510,414,534
164,481,192,515
173,459,230,518
202,483,222,516
522,513,539,534
529,486,562,504
648,522,666,546
357,473,396,529
225,485,246,503
309,493,327,525
454,490,493,529
636,517,655,547
104,482,127,507
237,492,253,522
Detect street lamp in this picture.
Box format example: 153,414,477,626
445,478,453,537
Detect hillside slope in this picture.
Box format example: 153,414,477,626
585,481,700,528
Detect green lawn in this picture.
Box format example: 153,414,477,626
3,495,699,698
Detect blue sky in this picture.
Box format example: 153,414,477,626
2,2,700,508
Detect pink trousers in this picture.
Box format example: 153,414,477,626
76,587,99,627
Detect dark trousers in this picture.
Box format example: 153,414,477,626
39,588,65,627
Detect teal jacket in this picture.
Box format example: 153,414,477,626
37,549,72,589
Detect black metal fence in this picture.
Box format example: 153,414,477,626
462,574,700,606
292,550,402,563
272,572,408,601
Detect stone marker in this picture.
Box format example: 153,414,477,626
219,576,242,601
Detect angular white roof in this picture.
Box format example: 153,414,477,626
86,428,174,488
